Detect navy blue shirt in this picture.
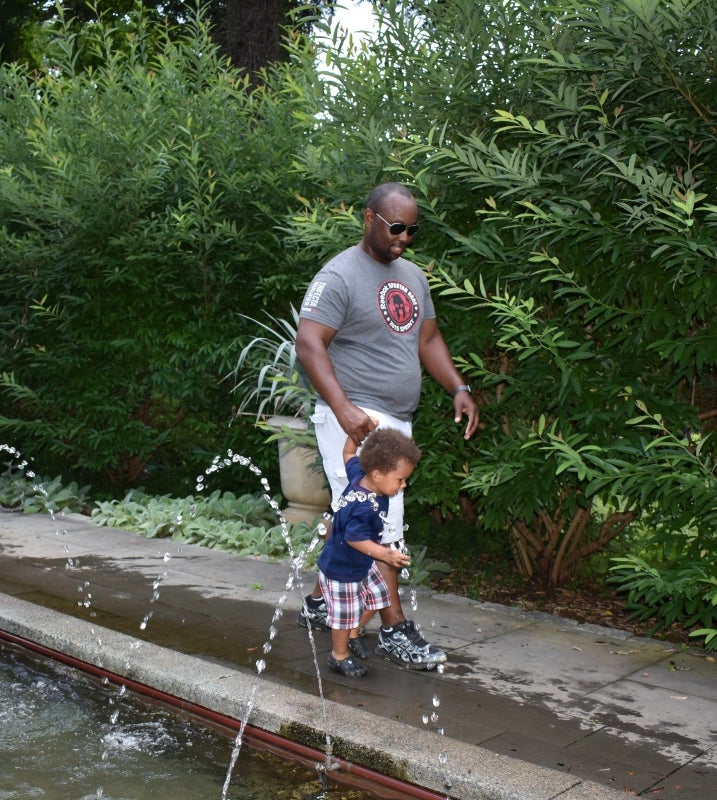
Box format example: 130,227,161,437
317,456,388,582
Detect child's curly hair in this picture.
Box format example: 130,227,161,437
359,428,421,474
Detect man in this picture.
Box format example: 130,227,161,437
295,182,479,669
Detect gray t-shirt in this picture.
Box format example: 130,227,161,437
299,245,436,420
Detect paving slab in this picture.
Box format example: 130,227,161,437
0,510,715,799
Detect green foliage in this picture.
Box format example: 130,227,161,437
0,0,50,68
90,488,321,565
0,6,319,494
410,382,475,515
609,555,717,650
1,1,332,73
403,544,451,588
230,306,315,422
281,0,717,603
279,0,549,521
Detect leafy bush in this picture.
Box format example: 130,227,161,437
0,7,318,495
609,555,717,650
283,0,717,593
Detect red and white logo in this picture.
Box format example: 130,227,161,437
378,281,419,333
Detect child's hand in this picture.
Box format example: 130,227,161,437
386,549,411,569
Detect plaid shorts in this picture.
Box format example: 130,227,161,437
318,563,390,629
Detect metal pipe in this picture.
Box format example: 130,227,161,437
0,628,447,800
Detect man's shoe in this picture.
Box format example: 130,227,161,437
376,620,447,670
327,653,368,678
348,636,371,660
297,595,329,631
405,619,447,661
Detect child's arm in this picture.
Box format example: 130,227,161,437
349,540,411,569
343,434,358,465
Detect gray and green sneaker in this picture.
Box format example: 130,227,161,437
297,595,329,631
375,620,446,670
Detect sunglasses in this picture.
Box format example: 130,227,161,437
370,209,420,237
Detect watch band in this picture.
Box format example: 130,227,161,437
452,384,472,397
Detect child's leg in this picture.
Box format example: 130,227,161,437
319,571,361,659
360,562,393,629
330,627,351,661
319,572,369,677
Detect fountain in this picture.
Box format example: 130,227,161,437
0,640,344,800
0,443,455,799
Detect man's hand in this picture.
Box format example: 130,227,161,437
454,392,479,440
337,404,379,446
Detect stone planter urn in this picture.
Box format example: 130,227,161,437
267,415,331,525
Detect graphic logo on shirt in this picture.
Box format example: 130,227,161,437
302,280,327,311
378,281,419,333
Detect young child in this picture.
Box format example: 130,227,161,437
317,426,421,678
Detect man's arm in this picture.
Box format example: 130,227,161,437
418,318,479,439
295,318,377,444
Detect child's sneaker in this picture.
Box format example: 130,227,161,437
327,653,367,678
376,620,446,669
348,636,371,660
297,595,329,631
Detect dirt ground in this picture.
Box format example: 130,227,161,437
433,564,697,649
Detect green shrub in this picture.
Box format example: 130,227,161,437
610,555,717,650
0,7,317,495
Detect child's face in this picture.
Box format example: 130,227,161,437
371,458,415,497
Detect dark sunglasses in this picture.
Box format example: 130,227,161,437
371,209,420,237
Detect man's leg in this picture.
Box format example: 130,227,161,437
359,548,404,628
301,406,446,668
298,404,345,629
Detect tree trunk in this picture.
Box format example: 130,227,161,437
509,504,635,589
218,0,294,77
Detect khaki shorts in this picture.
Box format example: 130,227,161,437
310,403,412,545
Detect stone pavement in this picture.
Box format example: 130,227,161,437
0,510,715,799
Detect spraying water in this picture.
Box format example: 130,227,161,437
2,442,451,798
195,450,338,797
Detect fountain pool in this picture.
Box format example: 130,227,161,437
0,638,414,800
